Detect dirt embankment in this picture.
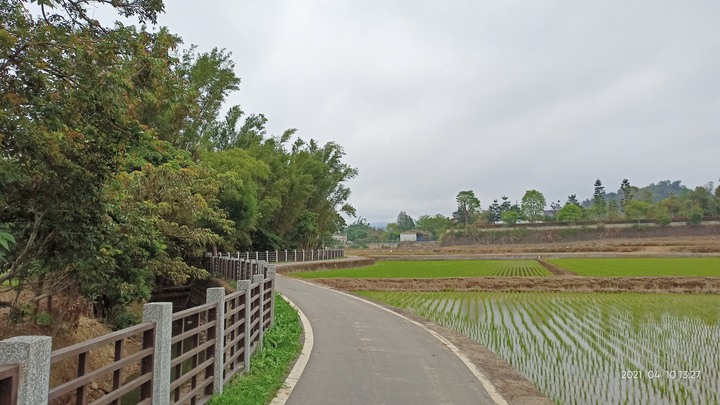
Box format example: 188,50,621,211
441,223,720,246
314,276,720,294
348,234,720,258
536,259,577,276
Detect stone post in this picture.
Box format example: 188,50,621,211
143,302,172,405
0,336,52,405
206,287,225,394
267,266,277,327
252,274,265,348
237,280,252,373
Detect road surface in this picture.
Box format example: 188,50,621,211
276,276,498,405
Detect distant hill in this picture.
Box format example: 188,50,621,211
581,179,691,207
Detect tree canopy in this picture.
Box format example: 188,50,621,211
453,190,480,226
0,1,357,326
521,190,546,223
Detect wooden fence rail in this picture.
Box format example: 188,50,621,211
0,256,276,405
215,248,344,264
48,322,156,405
0,365,19,405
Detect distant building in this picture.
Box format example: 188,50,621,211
399,230,432,242
332,233,348,244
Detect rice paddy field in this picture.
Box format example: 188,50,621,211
549,258,720,277
291,260,551,278
358,291,720,405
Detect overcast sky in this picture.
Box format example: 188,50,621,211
105,0,719,223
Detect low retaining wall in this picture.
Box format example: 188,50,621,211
442,223,720,245
276,257,375,274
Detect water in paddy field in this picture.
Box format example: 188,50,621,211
387,292,720,405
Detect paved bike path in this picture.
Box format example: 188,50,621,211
276,276,498,405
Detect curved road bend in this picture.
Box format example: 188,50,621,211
276,276,498,405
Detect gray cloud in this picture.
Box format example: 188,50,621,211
155,0,719,221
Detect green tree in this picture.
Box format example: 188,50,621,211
550,200,562,221
566,194,582,208
0,0,360,323
0,2,179,312
487,199,501,223
0,227,15,264
500,210,520,225
607,200,621,220
383,223,400,242
345,218,372,242
684,203,704,225
199,148,269,250
521,190,546,223
620,178,635,211
591,179,607,220
396,211,416,232
624,200,652,223
558,204,583,222
177,47,241,151
657,195,683,219
416,214,451,239
499,196,512,214
454,191,481,226
681,185,717,218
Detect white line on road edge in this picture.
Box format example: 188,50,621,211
270,294,314,405
291,278,509,405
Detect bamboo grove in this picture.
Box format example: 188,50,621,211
0,0,357,325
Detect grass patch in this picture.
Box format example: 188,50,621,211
549,257,720,277
291,260,551,278
210,293,302,405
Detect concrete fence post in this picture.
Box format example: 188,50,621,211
274,250,278,263
206,287,226,394
143,302,172,405
302,249,305,261
0,336,52,405
237,280,252,373
267,266,277,327
252,274,265,348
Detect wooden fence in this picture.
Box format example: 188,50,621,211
0,256,276,405
0,365,19,405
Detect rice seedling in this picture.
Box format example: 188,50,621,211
291,260,551,278
548,258,720,277
358,291,720,405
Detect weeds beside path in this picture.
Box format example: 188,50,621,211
210,294,302,405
